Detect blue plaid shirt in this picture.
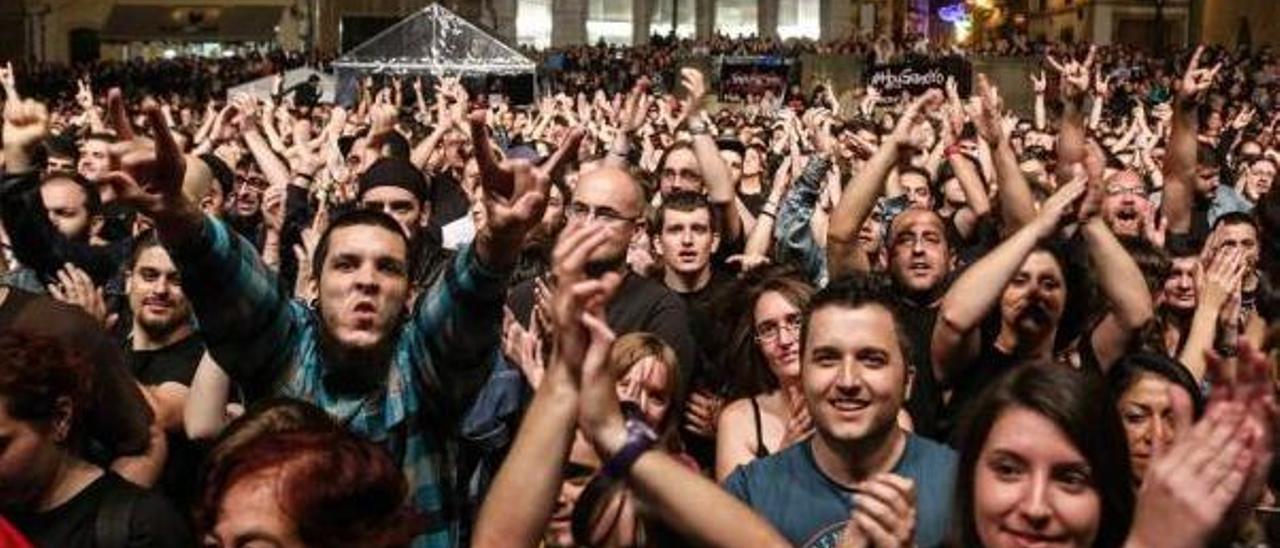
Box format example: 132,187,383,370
167,216,507,547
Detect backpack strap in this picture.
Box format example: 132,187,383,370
95,484,140,548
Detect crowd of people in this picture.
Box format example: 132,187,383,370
0,29,1278,548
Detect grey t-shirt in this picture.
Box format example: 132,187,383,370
724,434,957,548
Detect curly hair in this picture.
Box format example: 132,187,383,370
0,329,92,438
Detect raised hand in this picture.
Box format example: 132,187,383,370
725,253,772,273
1029,70,1046,95
1138,199,1166,249
885,89,943,150
2,97,49,172
1177,46,1222,103
965,74,1004,144
76,78,94,110
1229,104,1256,131
261,185,285,234
1033,173,1088,238
1045,45,1096,100
618,77,653,134
941,77,966,144
100,88,194,223
47,263,112,328
548,220,624,388
681,67,709,116
1093,70,1111,98
469,109,583,200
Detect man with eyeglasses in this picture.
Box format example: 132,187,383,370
1100,170,1152,240
507,166,699,398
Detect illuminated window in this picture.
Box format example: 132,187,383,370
716,0,758,37
587,0,633,45
650,0,695,39
777,0,820,40
516,0,553,49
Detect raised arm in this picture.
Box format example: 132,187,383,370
971,74,1037,231
236,97,293,189
573,289,790,548
473,221,620,548
683,68,743,244
1030,71,1047,131
932,179,1086,386
604,80,651,170
1164,46,1221,235
414,114,586,390
100,89,300,400
827,90,940,279
1046,47,1094,186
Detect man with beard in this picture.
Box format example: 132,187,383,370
931,175,1153,442
358,157,452,289
724,274,957,547
104,106,562,547
1100,169,1154,240
122,233,208,506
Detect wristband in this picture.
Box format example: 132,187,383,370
687,118,710,135
601,403,658,479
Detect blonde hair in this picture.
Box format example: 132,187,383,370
608,332,680,434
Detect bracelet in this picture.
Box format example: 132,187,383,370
760,209,776,219
601,403,658,479
687,119,709,135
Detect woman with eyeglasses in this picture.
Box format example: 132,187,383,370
714,271,816,482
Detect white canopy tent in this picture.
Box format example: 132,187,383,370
332,4,537,105
227,67,336,104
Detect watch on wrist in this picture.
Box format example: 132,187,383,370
601,402,658,479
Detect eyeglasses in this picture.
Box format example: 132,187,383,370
566,202,639,225
755,313,802,343
1105,185,1145,197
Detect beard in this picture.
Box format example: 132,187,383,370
136,311,188,341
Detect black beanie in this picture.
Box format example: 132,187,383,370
358,158,431,204
199,153,235,198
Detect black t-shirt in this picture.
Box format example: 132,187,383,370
895,300,944,441
672,269,736,470
936,325,1103,445
509,272,700,393
674,269,736,369
738,188,768,218
126,334,204,387
125,334,207,512
429,172,472,228
8,471,194,548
